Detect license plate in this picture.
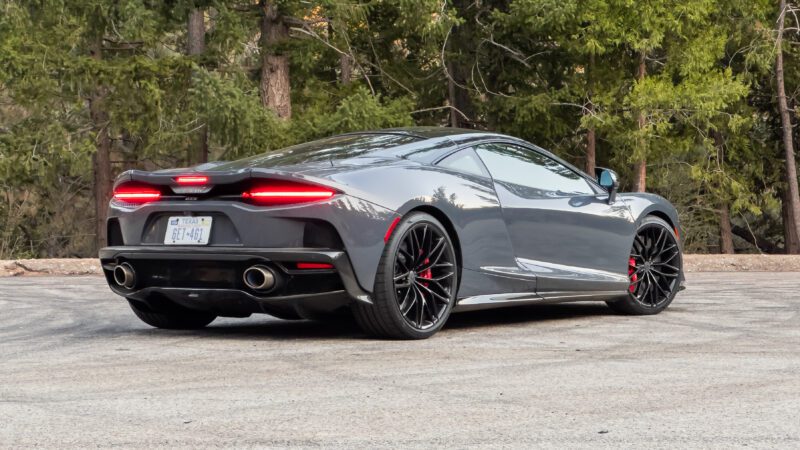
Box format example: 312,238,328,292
164,216,213,245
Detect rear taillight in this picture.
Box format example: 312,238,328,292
112,185,162,204
242,182,336,206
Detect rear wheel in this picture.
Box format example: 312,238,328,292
127,299,216,329
353,212,458,339
607,216,682,315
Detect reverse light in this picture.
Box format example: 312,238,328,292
242,183,336,205
112,186,162,203
175,175,208,185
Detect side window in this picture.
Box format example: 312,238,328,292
437,148,490,178
475,143,593,197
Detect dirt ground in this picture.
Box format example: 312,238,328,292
1,254,800,277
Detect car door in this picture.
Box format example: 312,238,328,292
474,142,635,294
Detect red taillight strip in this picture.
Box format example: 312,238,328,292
244,190,335,199
384,217,402,243
175,176,208,185
112,191,161,202
296,262,334,270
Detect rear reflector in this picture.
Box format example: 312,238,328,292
242,184,336,205
112,188,161,203
384,217,402,243
296,262,334,270
175,176,208,185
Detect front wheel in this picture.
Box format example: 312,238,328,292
353,212,458,339
606,216,682,315
127,299,216,329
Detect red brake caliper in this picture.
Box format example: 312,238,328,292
419,257,432,287
628,257,637,293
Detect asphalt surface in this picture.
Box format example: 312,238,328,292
0,273,798,448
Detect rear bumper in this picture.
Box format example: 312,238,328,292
99,246,372,315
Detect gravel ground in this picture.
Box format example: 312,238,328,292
0,273,798,448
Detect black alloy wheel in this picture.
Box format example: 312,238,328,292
607,216,682,315
392,220,456,330
353,212,458,339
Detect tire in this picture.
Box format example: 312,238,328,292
606,215,682,315
353,212,459,339
127,299,216,329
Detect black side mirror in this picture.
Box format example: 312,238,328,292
595,167,619,204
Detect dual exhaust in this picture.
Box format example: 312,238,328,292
242,265,276,291
112,263,136,289
112,262,277,292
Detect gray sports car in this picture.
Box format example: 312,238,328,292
100,127,684,339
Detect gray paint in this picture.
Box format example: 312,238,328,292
103,127,683,312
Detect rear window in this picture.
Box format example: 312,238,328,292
217,134,420,168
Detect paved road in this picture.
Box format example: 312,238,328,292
0,273,798,448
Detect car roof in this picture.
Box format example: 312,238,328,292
339,127,524,161
345,126,505,142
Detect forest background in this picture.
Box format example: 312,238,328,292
2,0,800,258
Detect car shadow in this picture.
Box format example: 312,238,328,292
145,302,617,341
445,302,615,330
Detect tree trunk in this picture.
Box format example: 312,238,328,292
710,130,734,254
446,61,474,128
259,1,291,119
585,52,596,175
719,204,735,254
340,54,352,85
633,51,647,192
777,0,800,254
187,8,207,164
446,0,475,128
88,35,112,252
782,188,800,252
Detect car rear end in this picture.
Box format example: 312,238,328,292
99,168,396,319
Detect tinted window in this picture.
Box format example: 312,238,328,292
475,143,593,197
437,148,490,177
212,133,420,169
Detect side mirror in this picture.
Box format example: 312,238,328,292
595,167,619,204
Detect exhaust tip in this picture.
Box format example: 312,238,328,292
243,265,276,291
113,263,136,289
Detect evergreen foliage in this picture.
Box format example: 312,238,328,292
0,0,798,256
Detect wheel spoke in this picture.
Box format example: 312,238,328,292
415,285,425,326
650,272,670,298
429,272,454,282
654,262,679,272
418,238,446,271
409,229,421,266
397,247,413,270
399,286,415,315
650,268,678,279
416,281,451,304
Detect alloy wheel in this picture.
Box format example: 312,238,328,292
629,224,681,307
392,222,455,330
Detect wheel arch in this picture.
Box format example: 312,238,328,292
646,210,675,231
406,205,463,287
